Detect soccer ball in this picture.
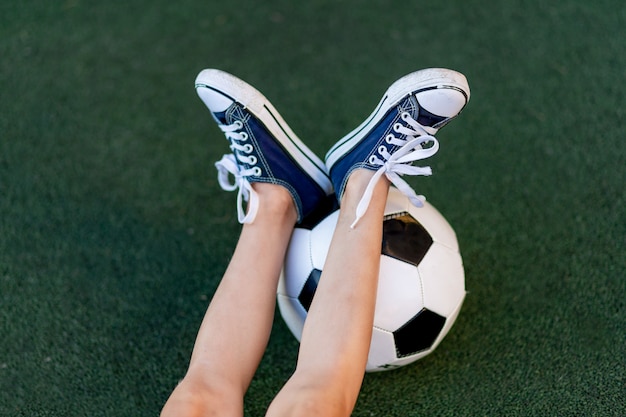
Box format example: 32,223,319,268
277,187,466,372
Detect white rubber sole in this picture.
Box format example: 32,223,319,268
325,68,470,170
195,69,333,195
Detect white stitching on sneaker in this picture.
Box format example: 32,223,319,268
215,153,260,224
351,112,439,228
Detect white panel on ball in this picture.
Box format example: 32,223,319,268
276,294,306,340
429,292,466,352
418,244,466,316
411,202,459,252
367,327,397,369
280,228,314,298
309,211,338,269
374,255,424,331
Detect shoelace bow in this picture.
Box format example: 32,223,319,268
351,111,440,228
214,120,261,224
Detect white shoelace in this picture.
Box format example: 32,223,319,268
351,112,440,228
214,120,262,224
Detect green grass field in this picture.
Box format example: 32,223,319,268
1,0,624,415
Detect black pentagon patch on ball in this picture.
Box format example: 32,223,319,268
298,268,322,311
382,212,433,266
393,308,446,357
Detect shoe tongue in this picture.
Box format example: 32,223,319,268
211,110,229,125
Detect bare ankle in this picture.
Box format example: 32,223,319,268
342,169,390,203
253,183,298,222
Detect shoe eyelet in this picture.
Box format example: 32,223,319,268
393,122,402,132
234,120,243,129
248,155,257,165
240,132,249,140
401,112,410,120
244,144,253,153
385,134,395,144
253,167,262,176
378,145,387,154
369,155,377,164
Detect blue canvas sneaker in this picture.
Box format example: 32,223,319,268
325,68,470,227
195,69,333,224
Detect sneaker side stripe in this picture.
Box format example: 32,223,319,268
326,95,390,158
325,94,393,170
262,104,333,195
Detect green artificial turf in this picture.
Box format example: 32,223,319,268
1,0,624,415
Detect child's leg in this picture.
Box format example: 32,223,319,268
162,68,333,417
161,184,297,417
267,68,470,417
266,170,389,417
